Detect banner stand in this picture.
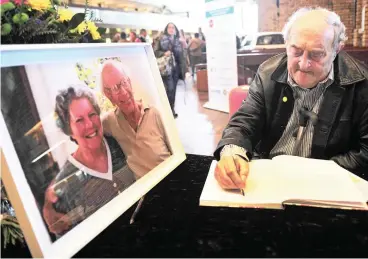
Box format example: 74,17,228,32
203,0,238,113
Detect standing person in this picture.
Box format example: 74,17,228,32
179,29,190,72
112,33,121,43
198,27,206,42
198,27,206,52
119,32,129,43
154,22,186,118
129,31,141,43
138,29,147,43
188,33,204,77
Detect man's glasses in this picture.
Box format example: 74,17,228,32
104,78,130,94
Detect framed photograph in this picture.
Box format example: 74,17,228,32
0,43,186,258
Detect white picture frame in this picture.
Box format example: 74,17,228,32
0,43,186,258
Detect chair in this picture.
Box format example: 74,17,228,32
229,85,249,118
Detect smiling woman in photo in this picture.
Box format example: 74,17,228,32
42,86,136,238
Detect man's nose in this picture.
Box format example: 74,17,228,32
299,52,311,70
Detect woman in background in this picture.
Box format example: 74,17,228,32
129,31,141,43
154,22,186,118
43,86,135,237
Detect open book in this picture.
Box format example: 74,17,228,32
199,155,368,210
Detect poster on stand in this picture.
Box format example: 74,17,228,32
1,43,185,258
203,0,238,113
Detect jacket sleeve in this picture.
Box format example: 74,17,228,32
213,73,267,160
331,103,368,178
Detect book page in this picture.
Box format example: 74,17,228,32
269,155,366,207
349,173,368,203
199,157,367,210
199,160,285,209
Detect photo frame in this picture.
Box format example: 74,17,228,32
0,43,186,258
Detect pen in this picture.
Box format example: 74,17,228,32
231,156,246,197
130,196,145,224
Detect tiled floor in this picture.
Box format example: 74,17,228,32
174,76,229,156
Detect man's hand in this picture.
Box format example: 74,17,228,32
43,184,71,235
164,50,171,57
214,155,249,189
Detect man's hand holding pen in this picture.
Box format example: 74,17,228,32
214,154,249,193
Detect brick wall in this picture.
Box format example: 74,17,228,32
258,0,368,47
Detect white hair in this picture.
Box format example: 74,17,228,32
99,59,132,93
282,7,348,51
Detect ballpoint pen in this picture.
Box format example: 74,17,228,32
130,196,145,224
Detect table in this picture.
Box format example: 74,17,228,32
2,154,368,257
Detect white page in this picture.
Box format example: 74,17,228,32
265,155,366,204
200,160,285,209
349,173,368,202
200,157,367,209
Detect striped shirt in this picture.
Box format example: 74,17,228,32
270,68,334,158
221,67,334,160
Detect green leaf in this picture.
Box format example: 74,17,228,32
2,219,21,229
53,22,67,32
97,27,106,35
3,227,9,248
69,13,85,29
11,236,16,246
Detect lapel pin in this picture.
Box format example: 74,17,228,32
283,96,288,102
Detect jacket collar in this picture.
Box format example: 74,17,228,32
271,51,366,86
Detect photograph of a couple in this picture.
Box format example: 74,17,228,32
1,56,173,242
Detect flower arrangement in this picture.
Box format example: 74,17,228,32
1,0,108,249
1,0,106,44
1,182,24,249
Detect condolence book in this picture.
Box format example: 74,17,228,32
200,156,368,210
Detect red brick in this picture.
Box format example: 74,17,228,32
258,0,367,47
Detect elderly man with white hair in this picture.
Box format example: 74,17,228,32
100,60,172,179
214,7,368,190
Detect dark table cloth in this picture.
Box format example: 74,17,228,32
2,154,368,257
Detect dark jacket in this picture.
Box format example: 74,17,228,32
215,51,368,177
154,34,187,80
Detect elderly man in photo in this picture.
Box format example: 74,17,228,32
100,60,172,179
214,7,368,190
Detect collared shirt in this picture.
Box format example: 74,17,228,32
68,137,113,181
270,67,334,158
102,103,172,179
221,66,334,160
53,136,135,238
